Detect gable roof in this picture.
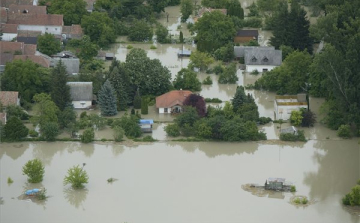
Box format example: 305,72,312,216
67,82,93,101
236,30,259,38
8,4,47,14
1,0,33,8
17,36,38,44
0,7,8,23
85,0,96,11
0,91,19,106
14,55,50,67
234,46,275,58
0,41,24,53
24,44,36,54
1,24,18,33
244,47,282,66
17,29,41,37
8,14,64,26
156,90,192,108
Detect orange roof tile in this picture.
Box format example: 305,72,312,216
0,91,19,106
24,44,36,55
1,24,18,33
156,90,192,108
14,55,50,67
0,41,24,54
0,7,8,23
8,14,64,26
1,0,33,8
8,4,47,14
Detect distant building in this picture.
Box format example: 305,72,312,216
8,4,46,14
62,24,83,40
85,0,96,12
0,24,18,41
280,126,298,135
265,178,285,190
274,94,308,120
1,0,34,8
0,41,37,71
234,30,258,44
156,90,193,114
0,91,20,107
234,46,275,59
14,55,50,67
8,14,64,35
51,51,80,75
67,82,93,109
244,47,282,72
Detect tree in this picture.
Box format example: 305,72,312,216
301,110,316,127
193,11,236,53
173,68,201,91
164,123,181,137
114,114,142,138
141,97,148,114
113,126,125,142
183,94,206,117
133,89,142,109
1,60,51,103
4,117,29,141
48,0,88,25
175,106,199,127
214,43,235,62
108,64,131,111
201,0,228,8
81,128,95,143
128,20,153,42
147,0,169,13
77,35,99,61
6,105,29,120
51,60,71,111
218,63,238,84
58,107,77,129
247,2,259,17
290,110,303,126
337,124,351,138
189,51,214,71
22,159,45,183
257,0,280,13
98,80,118,116
226,0,244,19
156,24,169,43
64,165,89,189
232,86,247,112
41,122,59,141
181,0,193,22
37,33,61,56
31,93,59,128
81,12,116,47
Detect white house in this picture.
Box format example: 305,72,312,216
244,47,282,73
274,94,308,120
67,82,93,109
0,24,18,41
8,14,64,35
156,90,193,114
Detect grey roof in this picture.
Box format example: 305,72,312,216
17,37,38,44
234,46,274,58
280,126,298,134
105,53,114,58
236,30,258,37
67,82,93,101
244,47,282,66
268,178,285,183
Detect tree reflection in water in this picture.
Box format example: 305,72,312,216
63,187,88,210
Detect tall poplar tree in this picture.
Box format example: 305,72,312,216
108,64,132,111
51,60,71,111
98,80,118,116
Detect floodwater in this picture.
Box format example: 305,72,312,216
1,139,359,223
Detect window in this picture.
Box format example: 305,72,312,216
55,28,57,31
46,28,48,30
251,56,257,62
262,57,269,62
263,69,268,72
164,108,168,113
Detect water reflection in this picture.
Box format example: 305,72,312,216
0,143,28,160
63,188,88,210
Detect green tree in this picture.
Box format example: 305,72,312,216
22,159,45,183
337,124,351,138
175,106,199,127
218,63,238,84
81,128,95,143
193,11,236,53
77,35,99,61
115,114,142,138
201,0,229,8
48,0,88,25
232,86,247,112
98,80,118,116
189,51,214,71
214,43,235,62
1,60,51,103
290,110,303,126
173,68,201,91
156,24,169,43
108,64,131,111
247,2,259,17
113,126,125,142
181,0,193,22
4,117,29,141
81,12,116,47
41,122,59,141
51,60,71,111
226,0,244,19
147,0,169,13
133,89,142,109
141,97,148,114
257,0,280,13
64,165,89,189
37,33,61,56
128,20,153,42
6,105,29,120
164,123,181,137
31,93,59,128
58,107,77,129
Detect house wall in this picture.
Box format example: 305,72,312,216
18,25,62,35
2,33,17,41
234,36,257,43
274,102,308,120
246,65,277,73
158,107,171,114
72,100,91,109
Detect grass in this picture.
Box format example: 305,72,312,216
133,136,157,142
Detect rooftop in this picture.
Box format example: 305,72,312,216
8,4,47,14
236,30,259,37
67,82,93,101
156,90,192,108
0,91,19,106
1,0,34,8
8,14,64,26
1,24,18,33
275,94,307,106
14,55,50,67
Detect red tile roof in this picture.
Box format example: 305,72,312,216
0,91,19,106
24,44,36,54
1,24,18,33
0,53,14,65
0,7,8,23
156,90,192,108
0,41,24,53
17,30,41,37
14,55,50,67
8,14,64,26
8,4,47,14
62,24,83,35
1,0,33,8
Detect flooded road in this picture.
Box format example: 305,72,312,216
1,139,359,223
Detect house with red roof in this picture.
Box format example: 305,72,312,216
156,90,192,114
0,24,18,41
0,91,20,107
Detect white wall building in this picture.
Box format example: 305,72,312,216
156,90,193,114
8,14,63,35
1,24,18,41
274,94,308,120
244,47,282,73
67,82,93,109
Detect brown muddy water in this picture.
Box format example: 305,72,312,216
1,139,359,223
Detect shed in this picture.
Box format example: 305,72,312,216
265,178,285,190
105,53,115,60
140,124,152,133
139,119,154,125
280,126,298,135
178,49,191,57
234,30,258,44
67,82,93,109
274,94,307,120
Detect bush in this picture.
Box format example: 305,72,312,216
150,45,157,49
290,185,296,192
106,118,114,126
127,45,133,49
134,135,157,142
250,70,259,75
302,197,308,204
41,122,59,141
204,98,222,103
4,117,29,141
202,76,213,85
213,64,224,75
7,177,13,184
337,124,351,138
141,97,149,115
22,159,45,183
258,117,272,125
343,193,351,205
81,128,95,143
113,126,125,142
301,110,316,127
36,188,47,200
280,130,306,142
243,17,262,28
29,129,39,137
80,111,87,119
290,110,303,126
63,164,89,189
164,123,180,137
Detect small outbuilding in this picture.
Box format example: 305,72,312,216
234,30,258,44
156,90,192,114
139,119,154,133
274,94,308,120
67,82,93,109
177,49,191,57
265,178,285,190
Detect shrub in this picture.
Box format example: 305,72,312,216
36,188,47,200
81,128,95,143
141,97,149,115
343,193,351,205
41,122,59,141
258,117,272,125
4,117,29,141
106,118,114,126
80,111,87,119
337,124,351,138
213,64,224,75
150,45,157,49
204,98,222,103
7,177,13,184
202,76,213,85
63,164,89,189
29,129,39,137
113,126,125,142
290,185,296,192
294,197,301,204
243,17,262,28
280,130,306,142
290,110,303,126
134,135,157,142
127,45,133,49
250,70,259,75
164,123,180,137
301,197,308,204
22,159,45,183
